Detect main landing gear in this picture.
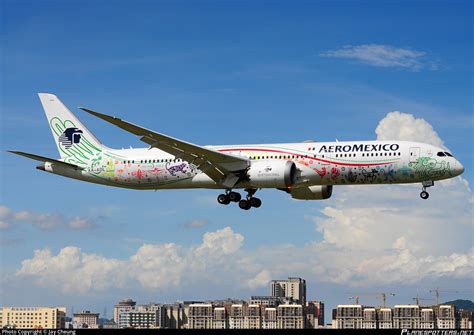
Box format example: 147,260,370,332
217,189,262,210
420,180,434,200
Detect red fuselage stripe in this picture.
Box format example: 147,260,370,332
218,148,394,167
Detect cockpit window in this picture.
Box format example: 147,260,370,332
444,152,453,157
437,152,446,157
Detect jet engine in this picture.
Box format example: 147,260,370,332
290,185,333,200
247,160,296,188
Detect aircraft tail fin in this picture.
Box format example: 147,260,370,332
38,93,104,166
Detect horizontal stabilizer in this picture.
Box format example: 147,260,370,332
8,151,83,170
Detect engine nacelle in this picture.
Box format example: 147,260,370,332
291,185,333,200
247,160,296,188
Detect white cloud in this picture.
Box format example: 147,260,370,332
185,219,210,228
376,111,445,148
0,205,97,231
247,270,272,290
69,217,97,230
320,44,435,71
16,227,247,293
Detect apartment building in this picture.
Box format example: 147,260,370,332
378,308,393,329
212,307,227,329
362,307,377,329
188,304,213,329
437,305,456,329
0,307,66,329
271,277,306,305
246,304,261,329
113,298,136,328
393,305,420,329
420,308,435,329
334,305,363,329
229,304,246,329
458,310,474,329
277,304,304,329
72,310,99,328
262,307,277,329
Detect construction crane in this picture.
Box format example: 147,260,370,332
412,295,434,306
349,292,396,308
429,288,459,305
349,296,360,304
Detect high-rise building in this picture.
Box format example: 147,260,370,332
393,305,420,329
262,307,277,329
164,303,186,329
229,304,246,329
458,310,474,329
277,304,304,329
271,277,306,305
305,301,324,328
246,304,261,329
212,307,227,329
114,299,136,328
334,305,363,329
0,307,66,329
378,308,393,329
72,310,99,328
188,304,213,329
436,305,456,329
362,308,377,329
420,308,435,329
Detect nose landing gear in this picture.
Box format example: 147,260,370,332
420,180,434,200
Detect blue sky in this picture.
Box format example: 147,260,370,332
1,0,472,320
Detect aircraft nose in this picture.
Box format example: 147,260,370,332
455,160,464,176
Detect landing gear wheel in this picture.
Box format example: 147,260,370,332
229,192,241,202
239,199,252,210
420,191,429,200
250,197,262,208
217,194,230,205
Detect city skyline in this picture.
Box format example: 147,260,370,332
1,0,472,318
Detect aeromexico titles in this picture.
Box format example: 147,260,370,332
9,94,464,210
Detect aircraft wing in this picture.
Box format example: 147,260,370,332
8,151,83,170
80,108,249,186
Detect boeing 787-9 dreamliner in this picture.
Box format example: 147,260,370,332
9,94,464,210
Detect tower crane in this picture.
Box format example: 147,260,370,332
349,292,396,308
412,295,434,306
429,288,459,305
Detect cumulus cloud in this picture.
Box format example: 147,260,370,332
17,227,246,293
320,44,436,71
376,111,445,148
247,270,272,290
0,205,97,230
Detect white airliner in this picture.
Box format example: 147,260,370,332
9,93,464,210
